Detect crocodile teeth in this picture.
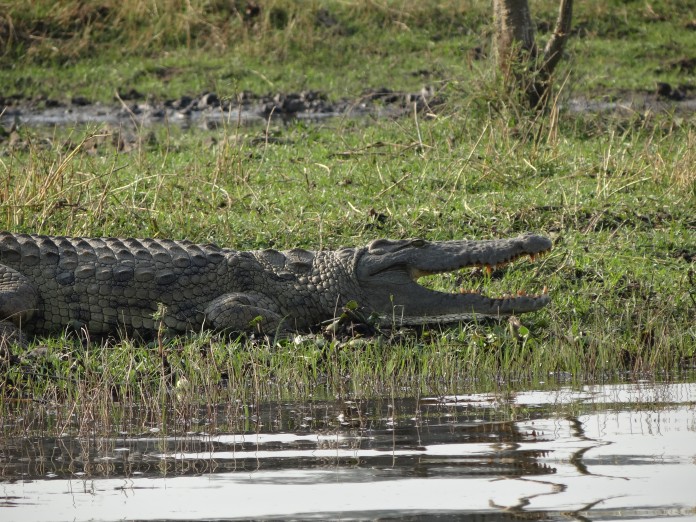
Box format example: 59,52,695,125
517,289,527,296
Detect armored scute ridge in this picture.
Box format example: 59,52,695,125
0,231,551,342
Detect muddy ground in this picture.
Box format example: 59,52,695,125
0,87,439,132
2,81,695,134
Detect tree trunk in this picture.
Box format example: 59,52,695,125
493,0,573,109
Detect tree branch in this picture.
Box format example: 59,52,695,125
541,0,573,79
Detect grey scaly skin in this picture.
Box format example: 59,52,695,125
0,231,551,342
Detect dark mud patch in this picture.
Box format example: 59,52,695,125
3,83,696,135
567,83,696,112
0,88,439,130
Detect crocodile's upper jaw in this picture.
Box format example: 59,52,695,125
355,233,552,324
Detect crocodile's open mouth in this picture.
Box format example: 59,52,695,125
358,233,553,324
426,249,547,294
389,248,552,323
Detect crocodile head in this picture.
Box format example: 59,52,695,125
354,233,552,325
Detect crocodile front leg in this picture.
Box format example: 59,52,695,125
1,265,39,358
0,265,39,343
203,292,286,334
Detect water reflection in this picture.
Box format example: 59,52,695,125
1,382,695,521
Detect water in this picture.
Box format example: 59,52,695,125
0,95,406,130
4,96,694,133
2,382,695,521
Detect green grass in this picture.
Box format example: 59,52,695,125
2,1,695,101
1,0,695,436
3,104,694,396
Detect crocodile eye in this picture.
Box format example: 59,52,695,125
410,239,427,248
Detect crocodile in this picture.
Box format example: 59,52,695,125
0,231,551,344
